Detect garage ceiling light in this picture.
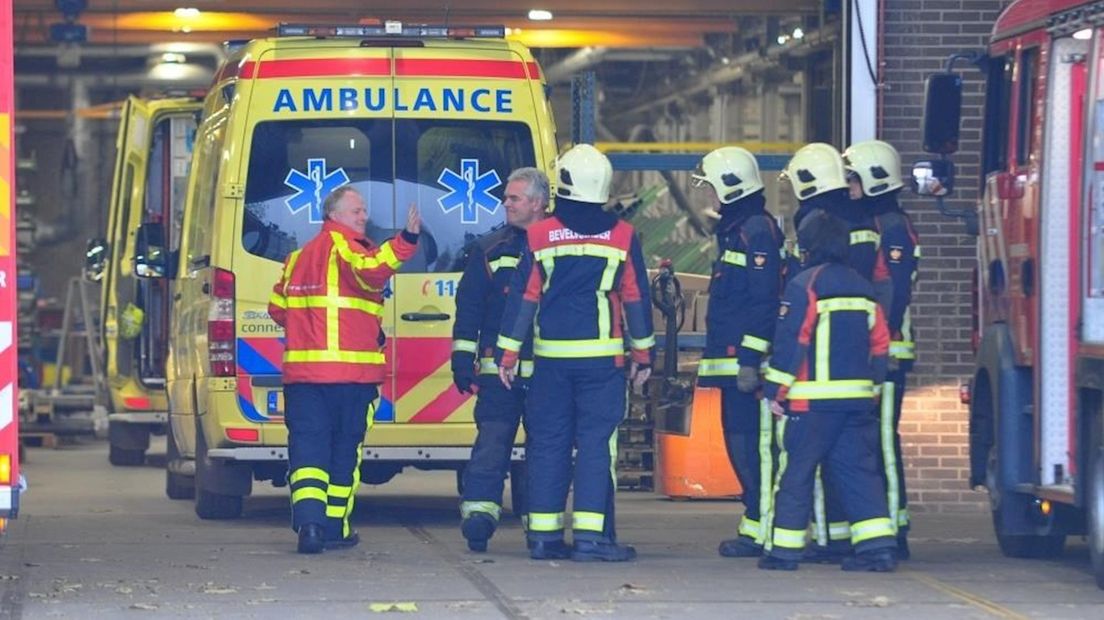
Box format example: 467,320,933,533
528,9,553,21
173,8,200,19
1073,28,1093,40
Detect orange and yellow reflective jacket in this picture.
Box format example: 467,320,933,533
268,219,416,384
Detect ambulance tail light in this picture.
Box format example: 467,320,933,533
225,428,260,443
0,454,10,485
208,268,236,377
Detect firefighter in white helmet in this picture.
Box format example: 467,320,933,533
845,139,920,560
691,146,784,558
497,144,655,562
779,142,894,564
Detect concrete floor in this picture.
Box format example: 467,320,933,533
0,438,1102,619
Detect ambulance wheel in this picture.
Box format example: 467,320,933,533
987,447,1065,558
509,461,528,518
165,431,195,500
195,488,243,520
109,445,145,467
1088,446,1104,589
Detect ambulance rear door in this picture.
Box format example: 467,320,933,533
389,45,542,429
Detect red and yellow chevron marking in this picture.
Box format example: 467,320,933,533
0,113,9,257
392,337,475,423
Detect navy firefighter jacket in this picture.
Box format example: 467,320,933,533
764,261,890,413
497,200,655,370
451,225,535,381
698,196,785,387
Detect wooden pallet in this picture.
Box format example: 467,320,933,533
617,468,654,491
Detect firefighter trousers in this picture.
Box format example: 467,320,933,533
721,388,775,546
815,372,910,547
285,383,377,542
526,364,626,543
460,379,528,522
765,409,896,561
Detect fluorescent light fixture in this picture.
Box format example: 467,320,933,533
792,27,805,39
173,7,200,19
777,35,788,45
528,9,553,21
161,52,186,63
1073,28,1093,40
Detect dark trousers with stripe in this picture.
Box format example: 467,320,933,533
285,383,377,542
721,388,774,545
816,373,910,546
461,379,527,521
766,409,896,560
526,364,625,543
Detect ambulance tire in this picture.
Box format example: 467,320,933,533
165,430,195,500
988,447,1066,559
108,421,149,467
509,461,528,519
193,424,245,520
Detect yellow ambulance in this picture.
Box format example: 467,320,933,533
86,95,201,469
135,23,557,519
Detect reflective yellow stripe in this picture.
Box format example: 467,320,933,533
497,335,523,353
829,521,851,541
890,340,916,360
756,400,773,545
723,250,747,266
461,501,502,521
331,232,402,270
762,415,788,552
813,469,827,547
913,245,922,258
290,467,330,485
528,512,564,532
280,250,301,297
787,380,875,400
764,366,795,386
898,508,910,528
850,517,895,544
533,243,626,262
534,338,624,358
488,256,519,272
881,382,900,533
286,295,384,316
328,484,353,499
791,243,802,258
285,350,386,364
572,511,605,532
479,357,534,377
540,256,555,293
850,230,880,247
815,312,831,381
291,487,327,504
739,517,761,539
630,334,656,350
698,357,741,376
772,527,806,549
742,334,770,353
327,245,341,352
452,339,478,354
816,297,876,314
325,505,346,518
597,291,611,342
269,293,287,309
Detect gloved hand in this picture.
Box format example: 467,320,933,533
453,367,477,394
737,365,760,393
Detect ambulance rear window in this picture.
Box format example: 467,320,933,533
241,118,536,269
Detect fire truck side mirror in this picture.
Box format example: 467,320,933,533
84,237,108,281
922,73,963,155
911,159,955,197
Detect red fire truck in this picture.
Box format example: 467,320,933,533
915,0,1104,589
0,2,21,535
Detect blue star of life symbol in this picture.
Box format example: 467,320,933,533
284,158,350,224
437,159,501,224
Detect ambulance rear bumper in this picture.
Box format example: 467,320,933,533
207,446,526,462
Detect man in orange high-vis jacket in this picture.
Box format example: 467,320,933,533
269,186,419,554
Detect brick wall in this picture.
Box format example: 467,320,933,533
880,0,1010,513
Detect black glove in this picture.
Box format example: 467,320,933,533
453,368,476,394
736,365,760,393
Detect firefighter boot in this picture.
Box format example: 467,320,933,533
461,513,497,553
757,554,799,571
529,539,572,560
571,540,637,562
801,545,848,564
297,523,324,554
718,538,763,558
841,548,898,572
325,531,360,550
